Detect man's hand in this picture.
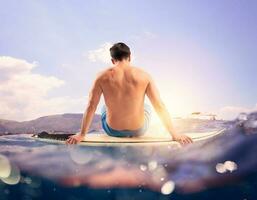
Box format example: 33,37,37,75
65,133,84,145
173,133,193,145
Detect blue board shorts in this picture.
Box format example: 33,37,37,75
101,104,151,137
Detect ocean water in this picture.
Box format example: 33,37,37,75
0,113,257,200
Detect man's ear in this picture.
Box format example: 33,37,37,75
111,59,115,64
128,56,131,62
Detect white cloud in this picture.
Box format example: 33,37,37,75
87,42,112,64
217,104,257,120
87,42,137,64
0,56,36,82
0,56,85,121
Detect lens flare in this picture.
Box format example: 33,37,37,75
69,147,93,165
148,160,158,171
161,180,175,195
216,163,226,173
224,161,238,172
1,165,20,185
216,161,238,173
0,155,11,178
139,164,147,171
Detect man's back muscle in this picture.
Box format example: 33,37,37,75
99,65,149,130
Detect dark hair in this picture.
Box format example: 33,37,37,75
110,42,131,61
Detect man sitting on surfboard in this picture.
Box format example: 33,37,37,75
66,42,193,145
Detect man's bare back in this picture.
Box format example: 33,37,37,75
66,42,192,145
100,65,148,130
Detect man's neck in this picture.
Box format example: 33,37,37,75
114,60,130,68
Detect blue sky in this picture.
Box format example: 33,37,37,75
0,0,256,120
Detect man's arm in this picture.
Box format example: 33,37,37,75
146,75,192,145
66,76,102,144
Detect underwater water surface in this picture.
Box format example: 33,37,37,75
0,113,257,200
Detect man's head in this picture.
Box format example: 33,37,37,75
110,42,131,64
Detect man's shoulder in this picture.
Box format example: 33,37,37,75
131,65,148,74
131,66,151,79
97,66,111,74
95,66,114,80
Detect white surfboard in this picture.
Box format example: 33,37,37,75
32,129,225,146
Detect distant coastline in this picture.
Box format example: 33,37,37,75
0,113,230,136
0,113,102,135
